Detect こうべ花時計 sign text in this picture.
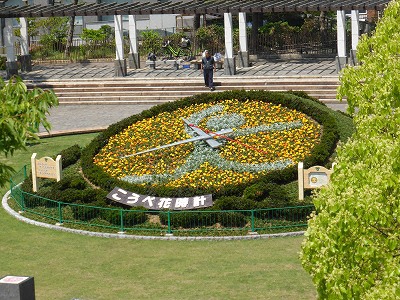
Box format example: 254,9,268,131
107,187,213,210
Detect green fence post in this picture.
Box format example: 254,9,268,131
251,209,255,233
23,165,27,179
167,211,172,234
119,209,124,233
58,202,63,225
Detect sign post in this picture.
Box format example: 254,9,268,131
31,153,62,192
298,162,335,200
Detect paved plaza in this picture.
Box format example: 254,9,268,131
3,58,346,135
16,58,337,82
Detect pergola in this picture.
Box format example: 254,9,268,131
1,0,391,77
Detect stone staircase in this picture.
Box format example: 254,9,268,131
28,76,342,105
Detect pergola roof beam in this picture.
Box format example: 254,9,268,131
0,0,390,18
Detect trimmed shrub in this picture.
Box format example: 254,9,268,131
58,144,81,168
213,196,255,210
159,210,217,229
217,211,247,228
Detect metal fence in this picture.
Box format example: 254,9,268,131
14,29,340,63
9,165,314,236
248,31,338,56
16,38,119,62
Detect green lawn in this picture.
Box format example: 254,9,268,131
0,133,316,299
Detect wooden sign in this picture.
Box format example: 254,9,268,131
31,153,62,192
298,162,335,200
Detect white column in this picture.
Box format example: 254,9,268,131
114,15,127,76
351,10,360,50
238,12,249,68
4,18,15,62
4,18,18,77
238,12,247,53
336,10,347,71
349,10,360,66
224,13,233,59
114,15,124,60
128,15,140,69
337,11,346,58
128,15,138,54
224,12,236,75
19,17,32,72
20,17,29,56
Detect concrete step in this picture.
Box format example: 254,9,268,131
28,77,339,88
32,81,340,90
50,84,338,93
54,88,338,97
57,94,339,104
30,76,343,105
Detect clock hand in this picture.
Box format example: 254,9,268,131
120,128,233,159
182,118,223,149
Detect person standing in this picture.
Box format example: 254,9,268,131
201,50,216,91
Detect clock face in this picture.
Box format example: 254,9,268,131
94,99,321,191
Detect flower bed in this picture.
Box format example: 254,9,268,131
81,90,340,198
94,99,321,190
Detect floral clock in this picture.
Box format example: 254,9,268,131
94,99,321,191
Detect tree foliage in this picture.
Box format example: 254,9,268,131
140,30,163,55
301,1,400,298
195,24,224,52
80,25,113,44
0,77,58,187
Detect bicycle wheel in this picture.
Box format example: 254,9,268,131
179,48,193,61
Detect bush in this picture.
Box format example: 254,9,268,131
213,196,255,210
217,211,247,228
159,210,217,229
71,201,103,221
58,144,81,168
102,207,148,227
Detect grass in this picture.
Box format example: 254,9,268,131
0,133,98,173
0,133,316,299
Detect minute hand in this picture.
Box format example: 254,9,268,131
120,128,233,159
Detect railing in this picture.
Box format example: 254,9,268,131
11,23,357,64
9,165,314,236
248,31,338,56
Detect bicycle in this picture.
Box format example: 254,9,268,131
161,38,193,61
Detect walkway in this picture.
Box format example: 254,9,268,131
2,58,346,135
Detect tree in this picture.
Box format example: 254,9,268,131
0,77,58,187
28,17,69,54
65,0,79,57
301,1,400,298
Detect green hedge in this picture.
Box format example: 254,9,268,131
81,90,342,200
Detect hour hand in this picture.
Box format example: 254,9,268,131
182,118,222,149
